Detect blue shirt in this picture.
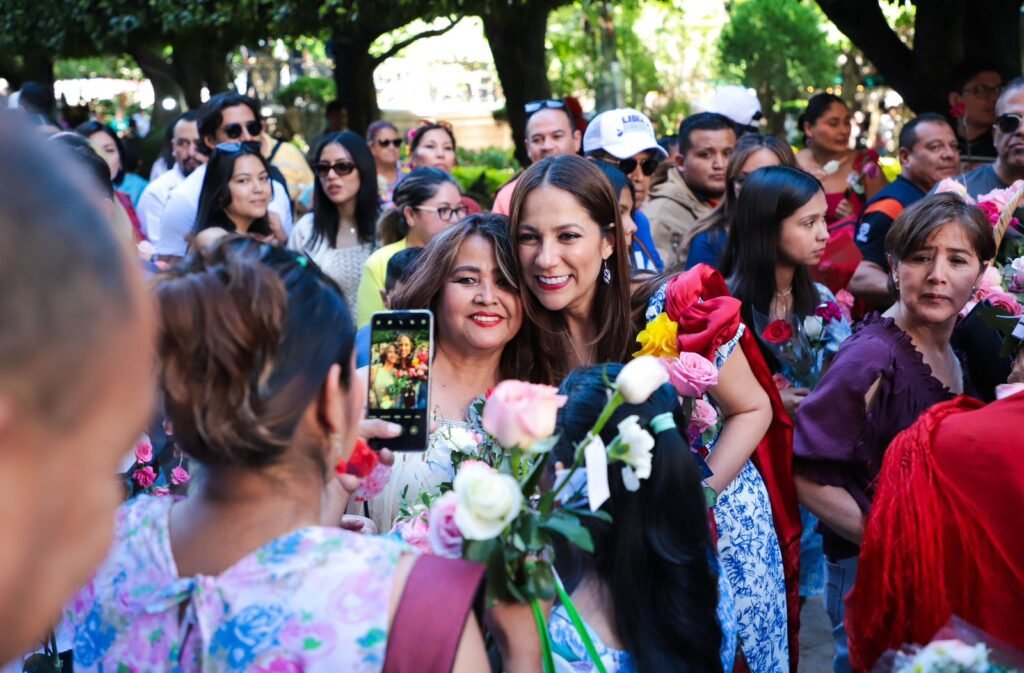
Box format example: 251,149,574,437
686,228,728,270
632,210,663,272
854,175,925,269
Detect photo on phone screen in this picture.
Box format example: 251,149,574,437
367,310,432,451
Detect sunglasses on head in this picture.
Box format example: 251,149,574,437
221,120,263,140
604,156,659,176
374,137,403,148
997,113,1024,134
215,141,262,154
524,99,566,114
315,160,357,178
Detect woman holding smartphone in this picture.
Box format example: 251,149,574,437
368,213,529,531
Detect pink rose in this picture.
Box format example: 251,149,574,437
934,178,973,201
392,514,433,553
983,289,1023,316
427,492,463,559
171,466,190,485
978,181,1024,212
152,487,170,496
134,439,153,464
978,200,1001,226
772,373,792,391
482,380,567,450
688,399,718,433
814,301,844,323
834,289,855,320
663,352,719,398
981,265,1003,290
132,466,156,489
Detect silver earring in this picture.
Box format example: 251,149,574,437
602,259,612,284
893,276,900,290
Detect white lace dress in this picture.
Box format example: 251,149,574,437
287,213,373,320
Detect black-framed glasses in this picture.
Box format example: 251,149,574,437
220,120,263,139
415,205,469,222
315,160,357,178
215,141,261,154
600,155,659,176
965,84,1003,99
525,99,566,115
374,138,403,148
996,113,1024,134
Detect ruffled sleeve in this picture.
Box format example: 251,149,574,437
793,317,895,489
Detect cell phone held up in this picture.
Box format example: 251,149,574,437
366,310,433,451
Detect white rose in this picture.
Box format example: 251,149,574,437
803,315,824,340
453,461,522,540
617,356,669,404
1011,256,1024,273
613,415,654,480
445,426,481,456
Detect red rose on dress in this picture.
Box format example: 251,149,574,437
762,320,794,345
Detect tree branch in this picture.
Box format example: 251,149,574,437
370,16,463,65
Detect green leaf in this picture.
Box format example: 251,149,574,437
540,509,594,552
464,537,500,565
561,506,613,523
520,450,551,498
525,561,556,602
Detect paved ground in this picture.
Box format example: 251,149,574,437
799,596,835,673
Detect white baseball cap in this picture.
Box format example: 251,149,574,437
703,85,763,128
583,108,668,160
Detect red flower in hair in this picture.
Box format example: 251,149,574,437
950,102,967,120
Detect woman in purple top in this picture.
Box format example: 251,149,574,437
793,193,995,673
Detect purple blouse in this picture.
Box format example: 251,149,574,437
793,314,972,559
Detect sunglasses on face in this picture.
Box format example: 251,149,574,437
524,99,566,114
996,113,1024,134
374,137,403,148
215,141,262,154
415,205,468,222
315,160,357,178
220,120,263,139
603,156,659,176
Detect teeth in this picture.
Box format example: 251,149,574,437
538,275,569,286
472,315,500,323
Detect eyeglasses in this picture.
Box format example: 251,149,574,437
524,99,566,114
965,84,1003,99
600,155,659,176
315,160,357,178
415,205,468,222
215,141,261,154
220,120,263,139
374,138,403,148
996,113,1024,134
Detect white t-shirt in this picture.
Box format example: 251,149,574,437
136,164,186,243
154,162,293,257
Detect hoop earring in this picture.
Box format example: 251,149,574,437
602,259,612,284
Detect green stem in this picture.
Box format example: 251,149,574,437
554,577,608,673
530,597,556,673
548,390,624,505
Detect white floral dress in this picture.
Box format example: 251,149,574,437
647,284,788,673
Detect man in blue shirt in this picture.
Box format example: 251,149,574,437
849,114,960,308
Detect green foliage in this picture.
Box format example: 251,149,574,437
455,146,519,171
54,56,142,81
718,0,840,125
276,76,337,106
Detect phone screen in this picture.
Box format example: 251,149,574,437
366,310,432,451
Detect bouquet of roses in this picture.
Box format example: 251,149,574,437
392,356,710,672
872,617,1024,673
936,178,1024,253
751,301,850,390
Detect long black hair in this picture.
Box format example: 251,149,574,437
720,165,823,325
552,365,722,673
309,131,379,248
194,142,273,238
377,167,457,245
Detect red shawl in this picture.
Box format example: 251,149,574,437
664,265,802,673
846,392,1024,671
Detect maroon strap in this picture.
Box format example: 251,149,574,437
383,555,485,673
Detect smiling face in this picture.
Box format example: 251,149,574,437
412,129,456,172
778,190,829,267
316,142,360,207
224,155,270,226
805,101,852,154
893,222,985,326
517,184,613,318
437,234,523,355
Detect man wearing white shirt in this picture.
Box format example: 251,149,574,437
137,111,202,243
154,92,293,259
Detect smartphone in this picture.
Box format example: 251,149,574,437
366,309,433,451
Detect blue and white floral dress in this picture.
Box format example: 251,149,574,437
647,284,788,673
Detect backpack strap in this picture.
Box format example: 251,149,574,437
383,555,485,673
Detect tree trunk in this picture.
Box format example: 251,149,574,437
330,34,380,136
816,0,1022,114
201,43,231,97
129,44,188,128
482,2,557,166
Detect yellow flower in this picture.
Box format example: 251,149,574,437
633,312,679,358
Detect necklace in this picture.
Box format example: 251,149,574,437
564,328,591,367
775,285,793,297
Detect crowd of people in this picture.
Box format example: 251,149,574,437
2,57,1024,673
